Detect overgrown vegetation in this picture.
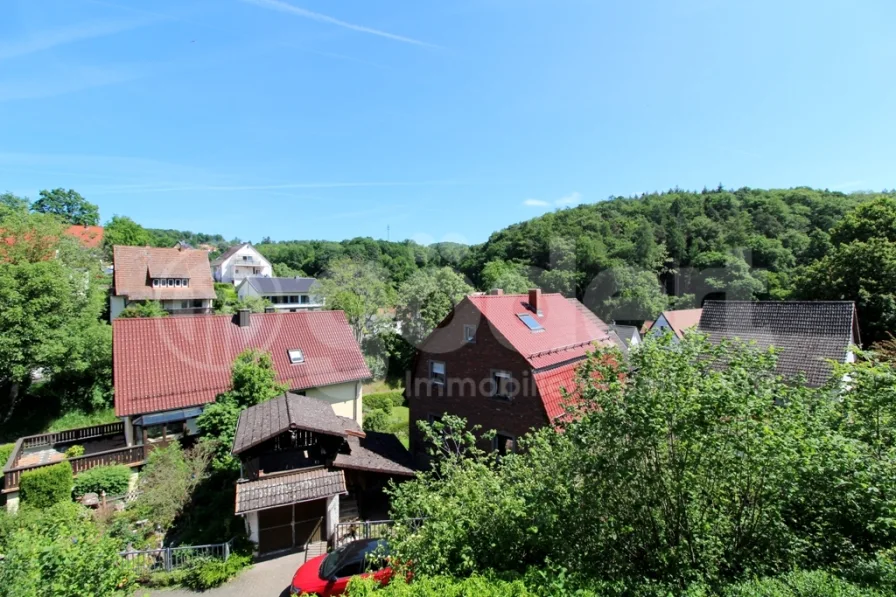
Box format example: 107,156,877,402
382,334,896,595
19,461,73,508
72,464,131,497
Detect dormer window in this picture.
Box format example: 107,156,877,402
287,349,305,364
174,279,182,287
152,278,190,288
152,279,160,288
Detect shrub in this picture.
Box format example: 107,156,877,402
73,464,131,497
0,443,14,468
363,409,390,433
64,444,85,459
19,461,73,508
365,390,405,410
723,570,885,597
180,554,252,590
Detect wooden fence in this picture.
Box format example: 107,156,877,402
21,422,125,450
3,444,145,492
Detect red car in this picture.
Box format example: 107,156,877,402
289,539,394,596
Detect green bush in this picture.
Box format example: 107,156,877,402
73,464,131,497
19,461,73,508
363,409,390,433
0,443,15,468
366,390,405,410
346,574,542,596
180,554,252,590
723,570,885,597
64,444,84,459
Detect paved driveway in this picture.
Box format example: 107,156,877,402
139,548,321,597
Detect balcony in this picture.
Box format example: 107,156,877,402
2,423,146,493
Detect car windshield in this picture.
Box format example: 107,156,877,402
319,539,388,580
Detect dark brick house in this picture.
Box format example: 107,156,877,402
407,289,622,462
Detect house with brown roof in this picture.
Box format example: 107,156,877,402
65,224,104,249
697,301,861,387
407,288,622,463
211,242,272,284
113,309,371,447
231,392,413,554
647,307,703,341
110,245,216,319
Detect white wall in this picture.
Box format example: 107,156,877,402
237,280,260,301
109,296,126,320
245,511,259,543
326,495,340,540
307,381,363,425
216,245,272,284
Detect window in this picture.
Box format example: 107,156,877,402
288,348,305,364
181,300,189,309
289,295,299,304
517,313,544,332
430,361,446,386
167,278,174,287
492,370,514,399
174,279,182,287
301,295,310,304
463,324,476,343
152,279,160,288
183,278,189,287
192,299,203,308
494,433,516,456
145,424,166,442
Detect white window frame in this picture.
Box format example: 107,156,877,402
491,370,513,399
182,278,189,287
167,278,174,286
287,349,305,364
430,361,446,386
152,279,160,288
174,279,182,287
463,324,476,344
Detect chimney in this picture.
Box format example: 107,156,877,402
238,308,251,328
264,306,275,313
528,288,542,316
488,288,504,296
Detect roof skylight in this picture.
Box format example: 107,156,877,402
517,313,544,332
287,349,305,364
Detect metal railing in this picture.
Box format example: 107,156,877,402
332,518,424,549
122,538,236,573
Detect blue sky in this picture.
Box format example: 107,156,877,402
2,0,894,244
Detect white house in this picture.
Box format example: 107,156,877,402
211,243,272,284
237,276,324,311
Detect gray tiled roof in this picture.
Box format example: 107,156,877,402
246,277,319,294
333,419,415,476
234,467,346,514
698,301,860,387
232,393,350,455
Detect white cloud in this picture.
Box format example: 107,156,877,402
240,0,440,49
0,19,154,61
523,192,583,208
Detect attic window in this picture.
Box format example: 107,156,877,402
287,349,305,364
518,313,544,332
152,279,160,288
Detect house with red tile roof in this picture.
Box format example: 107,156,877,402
113,309,371,447
110,245,217,319
646,307,703,340
407,288,622,462
65,224,104,249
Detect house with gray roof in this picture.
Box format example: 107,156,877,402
231,392,414,555
697,301,861,387
237,276,324,311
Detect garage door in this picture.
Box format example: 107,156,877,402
258,500,327,554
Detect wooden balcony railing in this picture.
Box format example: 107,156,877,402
3,444,146,492
20,422,125,450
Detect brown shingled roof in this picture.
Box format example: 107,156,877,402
334,419,416,476
232,393,350,455
112,245,215,301
234,467,346,514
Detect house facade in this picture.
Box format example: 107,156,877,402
110,245,216,319
647,308,703,341
232,393,414,554
697,300,861,386
211,243,272,284
407,289,621,463
113,310,370,448
237,276,324,311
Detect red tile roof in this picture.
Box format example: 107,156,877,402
113,311,371,416
654,308,703,339
533,360,582,421
466,292,616,369
65,225,104,249
113,245,216,301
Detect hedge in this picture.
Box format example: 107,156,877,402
0,443,15,468
19,461,73,508
73,464,132,497
365,390,405,411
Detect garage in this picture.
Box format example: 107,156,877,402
257,500,327,554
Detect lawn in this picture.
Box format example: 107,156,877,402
387,406,410,449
